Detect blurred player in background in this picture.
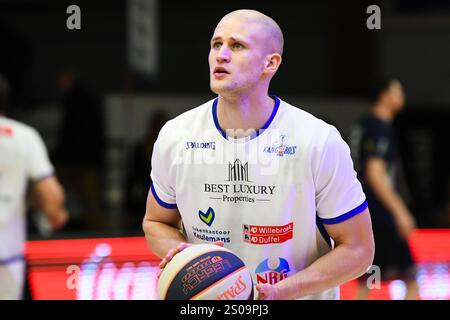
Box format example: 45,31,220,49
0,74,68,299
54,69,104,230
349,79,419,299
143,10,374,300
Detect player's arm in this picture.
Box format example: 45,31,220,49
31,176,68,230
258,208,374,300
142,189,187,260
365,157,416,240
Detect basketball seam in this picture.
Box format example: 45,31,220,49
246,285,254,300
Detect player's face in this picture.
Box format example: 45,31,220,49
209,18,268,95
388,82,405,112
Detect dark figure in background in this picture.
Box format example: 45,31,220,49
124,110,169,231
349,79,419,299
54,70,104,230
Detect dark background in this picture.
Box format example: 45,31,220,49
3,0,450,103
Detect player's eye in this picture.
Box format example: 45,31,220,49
233,43,243,49
212,42,222,49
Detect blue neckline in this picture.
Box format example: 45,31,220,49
212,95,281,140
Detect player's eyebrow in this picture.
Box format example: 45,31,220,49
211,36,249,46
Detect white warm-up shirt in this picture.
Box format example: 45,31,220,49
150,96,367,299
0,116,54,261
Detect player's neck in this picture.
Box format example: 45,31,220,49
216,93,275,138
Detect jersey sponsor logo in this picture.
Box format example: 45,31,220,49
193,207,231,243
185,141,216,150
204,159,276,204
198,207,215,226
255,258,290,285
242,222,293,245
205,184,275,195
192,227,231,243
226,159,251,182
263,135,297,157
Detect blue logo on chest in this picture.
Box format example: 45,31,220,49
263,135,297,157
198,207,215,226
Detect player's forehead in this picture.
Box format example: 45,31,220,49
211,16,264,44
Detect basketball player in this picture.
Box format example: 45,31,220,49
143,10,374,300
350,79,419,299
0,75,68,299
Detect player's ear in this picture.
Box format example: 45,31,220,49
264,53,282,75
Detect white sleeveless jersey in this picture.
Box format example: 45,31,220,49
150,97,367,300
0,116,54,260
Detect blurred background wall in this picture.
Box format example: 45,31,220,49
1,0,449,237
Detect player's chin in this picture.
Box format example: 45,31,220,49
210,82,224,94
210,82,237,96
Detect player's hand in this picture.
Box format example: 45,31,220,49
157,242,191,278
212,240,225,247
256,283,282,300
50,209,69,230
394,210,416,241
157,241,224,278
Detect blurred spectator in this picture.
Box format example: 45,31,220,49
349,79,419,300
0,74,68,299
53,70,104,230
124,110,169,231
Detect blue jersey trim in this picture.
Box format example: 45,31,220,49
316,215,332,247
0,254,25,266
212,98,226,138
150,183,177,210
320,200,368,225
211,95,280,140
259,95,280,132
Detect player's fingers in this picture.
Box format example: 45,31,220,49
176,242,191,252
159,244,190,271
256,283,274,300
213,241,224,247
256,283,266,291
159,249,176,269
165,248,177,261
158,243,192,278
158,258,167,270
255,284,266,300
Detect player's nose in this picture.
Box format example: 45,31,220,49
216,46,231,63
